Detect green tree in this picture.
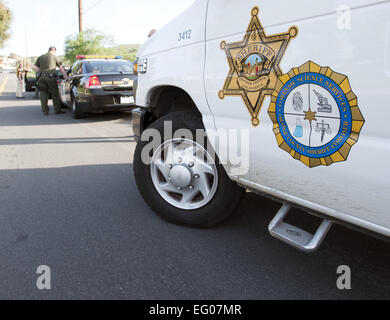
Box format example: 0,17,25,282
64,29,113,64
102,44,139,61
0,1,12,49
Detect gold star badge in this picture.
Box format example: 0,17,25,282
219,7,298,126
304,108,317,123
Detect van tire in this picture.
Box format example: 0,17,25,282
133,111,245,228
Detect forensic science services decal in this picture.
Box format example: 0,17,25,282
268,61,365,168
219,6,298,126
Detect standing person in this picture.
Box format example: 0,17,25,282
16,64,24,98
32,47,68,116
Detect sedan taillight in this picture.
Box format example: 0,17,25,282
86,75,102,89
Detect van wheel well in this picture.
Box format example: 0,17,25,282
147,86,201,123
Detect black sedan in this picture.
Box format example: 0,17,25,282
60,57,136,119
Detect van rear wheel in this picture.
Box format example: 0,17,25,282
133,111,244,228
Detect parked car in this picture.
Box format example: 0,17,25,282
24,70,37,92
60,56,136,119
131,0,390,252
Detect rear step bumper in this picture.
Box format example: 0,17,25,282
268,204,333,253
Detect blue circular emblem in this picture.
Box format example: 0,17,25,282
275,72,353,159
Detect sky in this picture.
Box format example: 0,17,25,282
0,0,195,57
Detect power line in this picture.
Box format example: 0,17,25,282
61,0,106,38
83,0,106,15
62,21,78,37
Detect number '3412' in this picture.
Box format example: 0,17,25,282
178,30,192,42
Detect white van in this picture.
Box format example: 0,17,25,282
132,0,390,252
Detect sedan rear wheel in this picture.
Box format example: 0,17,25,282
71,96,83,119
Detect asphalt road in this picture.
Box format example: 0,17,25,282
0,73,389,300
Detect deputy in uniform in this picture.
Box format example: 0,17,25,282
32,47,68,115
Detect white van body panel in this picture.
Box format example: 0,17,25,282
136,0,216,130
136,0,390,238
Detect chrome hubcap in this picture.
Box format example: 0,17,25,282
170,165,192,188
150,139,218,210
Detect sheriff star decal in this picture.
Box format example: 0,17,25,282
219,7,298,126
268,61,365,168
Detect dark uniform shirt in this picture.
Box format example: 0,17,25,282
34,53,62,73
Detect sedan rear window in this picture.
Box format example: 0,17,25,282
84,60,134,74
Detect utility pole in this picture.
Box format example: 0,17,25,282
78,0,83,33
